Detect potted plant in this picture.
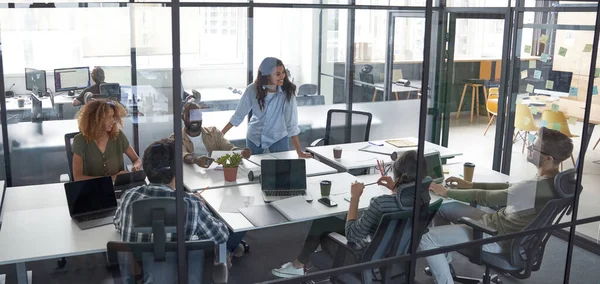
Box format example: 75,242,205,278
216,153,243,182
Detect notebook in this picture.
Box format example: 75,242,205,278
385,139,417,148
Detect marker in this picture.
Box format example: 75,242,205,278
369,141,384,146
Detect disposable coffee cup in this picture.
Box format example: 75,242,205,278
17,98,25,108
320,180,332,197
333,146,342,159
463,162,476,182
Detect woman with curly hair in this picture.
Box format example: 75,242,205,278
72,99,142,181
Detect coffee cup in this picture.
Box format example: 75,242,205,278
320,180,332,197
17,98,25,108
463,162,475,182
333,146,342,159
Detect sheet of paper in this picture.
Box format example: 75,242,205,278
531,106,538,115
569,87,578,97
526,84,534,93
593,86,599,96
533,70,542,79
539,34,548,44
545,80,554,89
218,195,255,213
552,122,561,131
558,47,568,57
568,116,577,125
551,103,560,112
541,120,548,127
529,60,536,69
527,133,536,142
541,53,550,62
520,70,528,79
583,44,593,52
524,45,532,53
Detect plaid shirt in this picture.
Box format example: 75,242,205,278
113,184,229,244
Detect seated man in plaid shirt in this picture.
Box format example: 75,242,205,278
113,139,246,266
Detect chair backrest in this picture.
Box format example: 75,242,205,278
324,109,373,145
298,84,318,96
540,110,575,137
505,169,581,278
64,132,80,182
487,87,499,114
99,83,122,103
514,104,538,132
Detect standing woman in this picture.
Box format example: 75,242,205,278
221,57,312,157
72,99,142,181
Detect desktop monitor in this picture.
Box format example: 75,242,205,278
24,68,47,95
100,66,132,86
547,70,573,93
54,67,90,92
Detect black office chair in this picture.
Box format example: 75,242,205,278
107,198,227,284
298,84,318,96
310,178,441,284
64,132,80,182
99,83,122,103
448,169,581,284
310,109,373,147
359,65,376,102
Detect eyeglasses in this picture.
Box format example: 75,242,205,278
526,144,554,159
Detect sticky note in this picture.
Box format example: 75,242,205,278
593,86,599,96
531,106,539,115
541,53,550,62
551,103,560,112
568,116,577,125
552,122,561,131
521,70,528,79
558,47,568,57
516,97,523,104
539,34,548,44
546,80,554,89
529,60,536,69
541,120,548,127
583,44,593,52
527,133,536,142
526,84,535,93
595,68,600,78
569,87,578,97
524,45,532,53
534,70,542,79
522,117,531,125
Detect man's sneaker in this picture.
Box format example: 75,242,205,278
233,243,245,258
271,262,305,278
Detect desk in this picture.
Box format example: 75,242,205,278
534,89,569,97
307,138,462,171
186,88,243,112
182,159,260,192
247,151,338,177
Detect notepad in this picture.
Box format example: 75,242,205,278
385,139,417,148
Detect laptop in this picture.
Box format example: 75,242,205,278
64,176,118,230
260,159,308,202
424,151,445,184
113,171,147,198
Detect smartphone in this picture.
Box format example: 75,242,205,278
318,197,337,207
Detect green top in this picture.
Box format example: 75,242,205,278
447,177,557,249
72,131,129,177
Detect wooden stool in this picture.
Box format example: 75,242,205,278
456,82,489,123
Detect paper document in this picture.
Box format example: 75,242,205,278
386,139,417,148
218,195,255,213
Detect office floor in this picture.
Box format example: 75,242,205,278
447,112,600,242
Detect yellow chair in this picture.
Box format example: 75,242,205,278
484,87,499,136
514,104,539,153
540,110,578,166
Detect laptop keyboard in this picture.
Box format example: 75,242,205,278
74,209,116,223
264,190,306,197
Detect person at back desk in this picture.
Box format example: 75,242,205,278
421,127,573,284
170,102,252,168
73,66,105,107
72,99,142,181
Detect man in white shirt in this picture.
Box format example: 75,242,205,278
170,102,251,168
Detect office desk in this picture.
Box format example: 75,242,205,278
183,159,260,192
0,183,119,284
307,138,462,171
247,151,338,177
200,172,371,233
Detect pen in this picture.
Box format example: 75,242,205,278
369,141,384,146
197,186,209,195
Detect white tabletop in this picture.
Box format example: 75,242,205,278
534,89,569,97
2,183,67,212
188,88,243,102
182,159,260,192
247,151,338,177
200,172,369,233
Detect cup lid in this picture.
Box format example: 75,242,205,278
320,180,331,184
464,162,476,167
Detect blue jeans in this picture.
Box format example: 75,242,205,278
227,231,246,253
246,137,290,155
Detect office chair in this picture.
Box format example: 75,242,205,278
309,178,441,284
62,132,80,183
107,198,227,284
444,169,581,284
359,65,376,102
99,83,122,103
310,109,373,147
484,87,499,136
298,84,318,96
513,104,539,153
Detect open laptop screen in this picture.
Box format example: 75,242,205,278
261,159,306,190
424,151,444,183
64,176,117,216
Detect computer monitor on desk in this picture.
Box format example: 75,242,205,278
25,68,47,96
548,70,573,93
54,67,90,92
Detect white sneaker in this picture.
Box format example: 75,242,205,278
271,262,305,278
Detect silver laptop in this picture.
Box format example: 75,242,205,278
424,151,445,184
260,159,309,202
64,176,118,230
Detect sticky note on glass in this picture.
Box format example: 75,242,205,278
551,103,560,112
541,53,550,62
531,106,539,115
539,34,548,44
526,84,535,93
529,60,536,68
568,116,577,125
552,122,561,131
524,45,532,53
521,70,528,79
593,86,599,96
595,68,600,78
541,120,548,127
569,87,578,97
527,133,536,142
558,47,568,57
583,44,593,52
546,80,554,89
533,70,542,79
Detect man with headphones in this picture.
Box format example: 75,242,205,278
73,66,105,106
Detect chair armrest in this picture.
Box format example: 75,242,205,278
310,138,324,147
458,217,498,236
326,232,363,267
212,263,228,284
